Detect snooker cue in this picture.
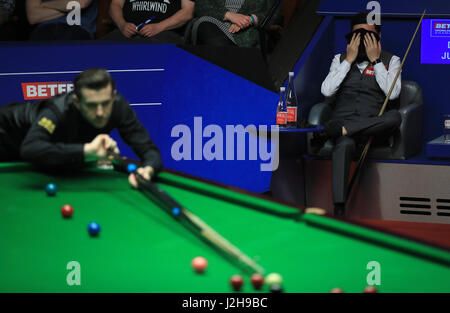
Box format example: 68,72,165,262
108,153,266,274
135,174,266,275
346,10,427,200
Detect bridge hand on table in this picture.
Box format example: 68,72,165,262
128,165,154,188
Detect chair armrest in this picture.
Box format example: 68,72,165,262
390,102,423,159
257,0,283,30
308,102,333,126
306,102,333,156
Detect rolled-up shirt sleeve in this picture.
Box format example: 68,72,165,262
321,54,352,97
373,55,402,100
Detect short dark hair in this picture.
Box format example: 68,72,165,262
74,68,116,99
351,12,381,34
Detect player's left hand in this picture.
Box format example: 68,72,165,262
128,165,155,188
229,24,241,33
364,33,381,63
139,23,163,38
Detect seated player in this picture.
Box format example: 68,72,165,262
0,68,162,187
104,0,194,44
315,12,402,216
26,0,97,40
189,0,277,47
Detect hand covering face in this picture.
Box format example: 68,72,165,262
345,29,380,63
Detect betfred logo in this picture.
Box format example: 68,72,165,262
435,23,450,30
431,20,450,37
22,82,73,100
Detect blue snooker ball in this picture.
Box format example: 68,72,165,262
88,222,101,237
172,208,180,216
45,183,57,196
127,163,137,173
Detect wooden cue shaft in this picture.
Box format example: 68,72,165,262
378,9,427,116
347,10,427,198
182,209,266,274
133,171,266,274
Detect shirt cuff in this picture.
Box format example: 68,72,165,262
69,143,86,164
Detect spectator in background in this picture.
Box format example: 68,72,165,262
0,0,16,39
0,0,14,26
189,0,277,47
1,0,32,40
103,0,194,44
26,0,97,40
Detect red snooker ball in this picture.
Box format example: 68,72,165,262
61,204,73,218
230,274,244,292
330,288,345,293
191,256,208,273
250,273,264,290
363,286,378,293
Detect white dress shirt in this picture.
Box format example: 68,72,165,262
321,54,402,100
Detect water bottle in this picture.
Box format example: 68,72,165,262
276,87,287,128
444,114,450,143
285,72,298,128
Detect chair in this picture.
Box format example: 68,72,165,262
184,0,283,61
306,80,424,160
256,0,284,63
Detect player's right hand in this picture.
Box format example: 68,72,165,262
128,165,154,189
346,32,360,64
84,134,120,160
120,22,138,38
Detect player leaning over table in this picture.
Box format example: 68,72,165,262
312,12,403,217
0,68,162,187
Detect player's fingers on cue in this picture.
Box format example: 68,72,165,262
128,173,138,188
139,167,150,180
104,138,113,149
98,136,107,148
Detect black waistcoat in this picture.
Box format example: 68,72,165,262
333,50,394,118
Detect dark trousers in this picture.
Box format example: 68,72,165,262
101,28,185,44
331,110,402,204
29,23,92,40
196,22,236,47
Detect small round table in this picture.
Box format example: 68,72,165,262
269,125,324,205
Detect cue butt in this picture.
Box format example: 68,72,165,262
183,209,266,275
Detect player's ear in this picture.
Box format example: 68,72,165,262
73,94,80,109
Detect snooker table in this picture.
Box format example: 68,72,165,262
1,162,450,293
